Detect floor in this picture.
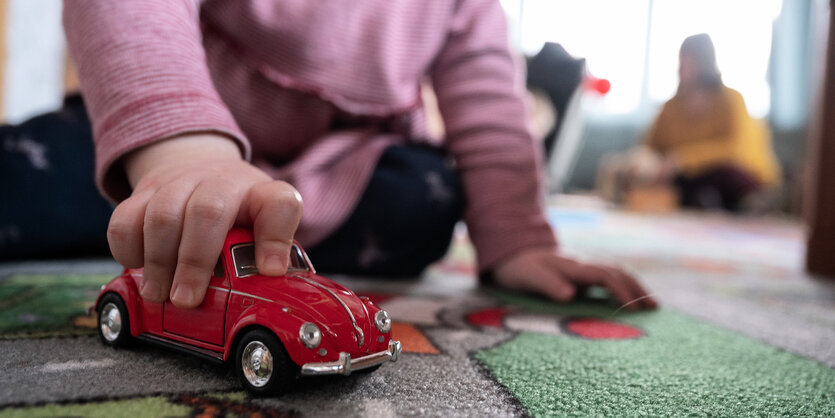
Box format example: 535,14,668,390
0,205,833,416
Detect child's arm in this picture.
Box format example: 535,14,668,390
432,0,655,309
64,2,302,308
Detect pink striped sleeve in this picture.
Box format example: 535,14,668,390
63,0,249,202
432,0,557,272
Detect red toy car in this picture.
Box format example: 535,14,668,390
94,227,401,395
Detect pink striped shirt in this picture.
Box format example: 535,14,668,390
63,0,557,271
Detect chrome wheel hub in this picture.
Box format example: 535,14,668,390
99,302,122,342
242,341,273,387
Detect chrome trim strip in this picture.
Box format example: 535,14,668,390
207,286,230,293
300,340,401,376
294,275,364,347
137,333,224,362
296,244,317,274
230,290,273,303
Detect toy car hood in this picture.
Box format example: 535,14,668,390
233,270,375,348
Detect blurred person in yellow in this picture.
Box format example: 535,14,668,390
646,33,780,211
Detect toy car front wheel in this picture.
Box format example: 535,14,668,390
235,329,296,396
97,293,132,347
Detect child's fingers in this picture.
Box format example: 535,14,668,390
170,179,241,308
538,271,577,302
141,181,194,303
494,251,576,302
531,259,576,302
560,260,637,310
107,189,154,268
241,181,303,276
609,267,658,309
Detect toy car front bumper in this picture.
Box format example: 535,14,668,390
300,340,401,376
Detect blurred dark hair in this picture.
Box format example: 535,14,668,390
680,33,723,91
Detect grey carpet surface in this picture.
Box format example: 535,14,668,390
1,207,834,416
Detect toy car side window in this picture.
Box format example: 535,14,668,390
231,243,258,277
288,244,310,272
214,258,224,278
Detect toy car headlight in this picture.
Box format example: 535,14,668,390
374,310,392,333
299,322,322,349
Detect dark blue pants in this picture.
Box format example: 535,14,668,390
1,97,464,277
306,145,464,277
0,95,113,260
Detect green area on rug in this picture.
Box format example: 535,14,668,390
0,274,111,338
477,293,835,416
0,396,190,418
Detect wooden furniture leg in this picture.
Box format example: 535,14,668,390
806,1,835,277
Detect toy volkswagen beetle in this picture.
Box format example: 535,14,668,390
94,227,401,395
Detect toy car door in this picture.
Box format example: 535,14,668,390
162,259,230,346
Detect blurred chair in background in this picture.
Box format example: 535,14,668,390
526,42,587,193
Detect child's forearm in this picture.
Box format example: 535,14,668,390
64,1,248,202
430,0,556,272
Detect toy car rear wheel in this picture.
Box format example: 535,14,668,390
97,293,132,347
235,329,296,396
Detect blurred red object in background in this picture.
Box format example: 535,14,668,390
585,75,611,95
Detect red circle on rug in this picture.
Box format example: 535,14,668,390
466,307,511,328
565,317,643,339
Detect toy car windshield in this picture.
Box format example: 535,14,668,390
231,242,311,277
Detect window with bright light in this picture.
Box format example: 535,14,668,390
503,0,782,117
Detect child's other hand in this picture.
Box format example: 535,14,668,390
493,247,658,311
655,155,679,185
108,134,303,309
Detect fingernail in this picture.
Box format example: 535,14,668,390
263,254,285,274
141,280,161,301
172,285,194,306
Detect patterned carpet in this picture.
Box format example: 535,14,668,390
1,206,833,417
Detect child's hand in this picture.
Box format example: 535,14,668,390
108,134,303,309
493,247,658,311
655,155,679,185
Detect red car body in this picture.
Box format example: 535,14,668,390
95,227,400,394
